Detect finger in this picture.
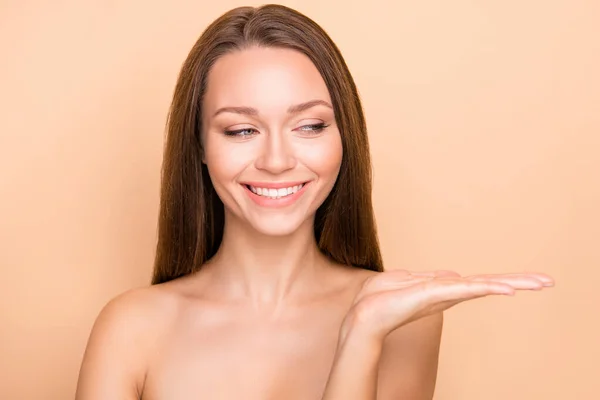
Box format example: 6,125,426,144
516,272,555,286
466,275,546,290
466,272,555,289
409,270,461,278
411,279,516,305
427,292,509,314
375,279,515,323
467,272,554,287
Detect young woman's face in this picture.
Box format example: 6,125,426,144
201,46,343,236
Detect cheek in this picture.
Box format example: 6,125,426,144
300,134,343,178
203,137,256,183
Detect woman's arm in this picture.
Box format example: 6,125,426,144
321,312,442,400
321,270,553,400
376,313,443,399
320,321,383,400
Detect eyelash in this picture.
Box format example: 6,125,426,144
223,123,330,137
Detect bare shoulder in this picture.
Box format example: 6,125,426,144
75,283,182,400
91,283,181,339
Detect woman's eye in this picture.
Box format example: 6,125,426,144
297,123,329,134
223,128,257,137
223,123,329,137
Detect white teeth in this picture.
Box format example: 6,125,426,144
247,183,305,199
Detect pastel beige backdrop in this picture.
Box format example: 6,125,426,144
1,0,598,399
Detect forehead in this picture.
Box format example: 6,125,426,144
203,47,331,115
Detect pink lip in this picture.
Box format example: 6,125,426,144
242,182,310,208
241,181,308,189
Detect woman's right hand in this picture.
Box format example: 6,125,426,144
341,269,555,343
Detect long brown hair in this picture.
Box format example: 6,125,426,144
151,4,383,284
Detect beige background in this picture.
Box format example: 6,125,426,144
1,0,598,399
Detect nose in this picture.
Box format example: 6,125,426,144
254,131,297,174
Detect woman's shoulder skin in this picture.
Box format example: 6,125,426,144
75,267,443,400
75,283,180,400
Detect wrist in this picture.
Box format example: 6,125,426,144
339,311,384,353
338,327,383,357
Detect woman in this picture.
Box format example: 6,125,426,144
75,4,554,400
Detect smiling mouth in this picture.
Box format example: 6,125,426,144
243,183,307,199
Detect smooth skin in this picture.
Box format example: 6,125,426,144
322,270,554,399
75,47,554,400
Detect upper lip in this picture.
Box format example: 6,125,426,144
241,181,309,189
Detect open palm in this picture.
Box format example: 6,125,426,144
343,270,555,341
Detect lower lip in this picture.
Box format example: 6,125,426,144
243,183,310,208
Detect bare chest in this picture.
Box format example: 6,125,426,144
142,307,346,400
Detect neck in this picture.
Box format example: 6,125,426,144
202,212,332,310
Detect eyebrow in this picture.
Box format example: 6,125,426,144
212,99,333,118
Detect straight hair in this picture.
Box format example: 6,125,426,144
152,4,383,284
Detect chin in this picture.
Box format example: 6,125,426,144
245,213,311,237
